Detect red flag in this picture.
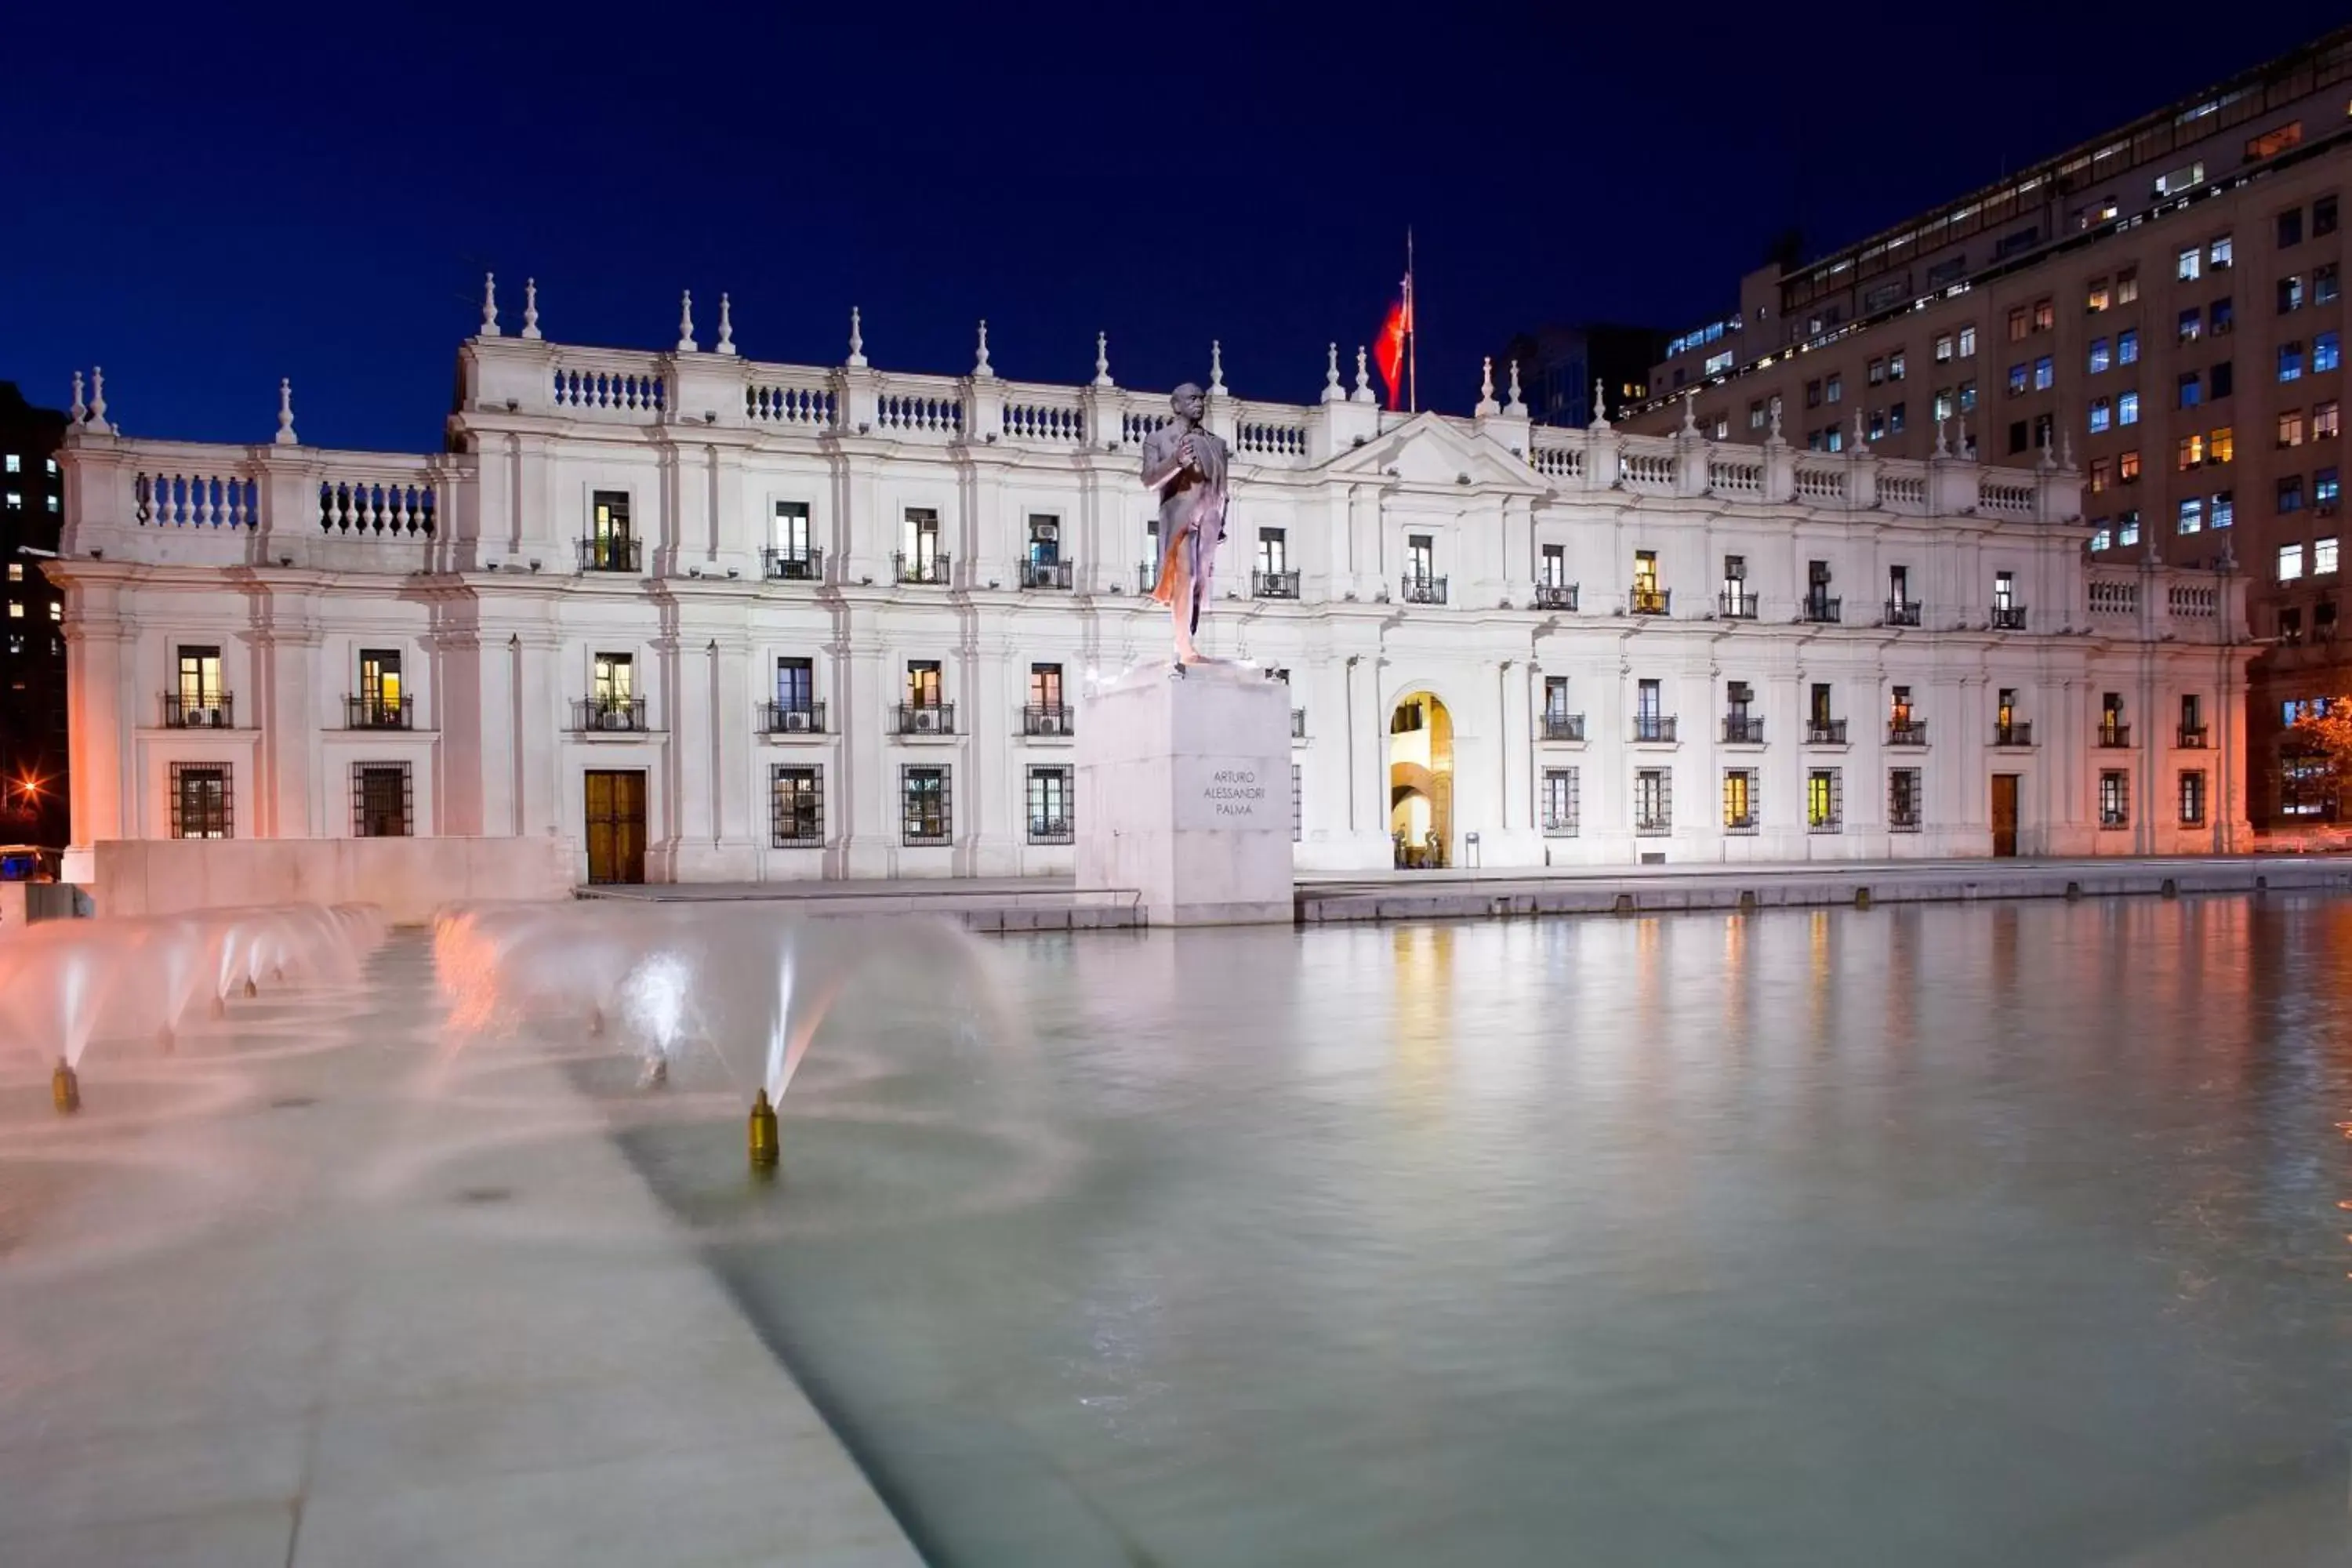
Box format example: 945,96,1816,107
1375,288,1412,411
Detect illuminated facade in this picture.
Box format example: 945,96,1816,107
48,291,2254,899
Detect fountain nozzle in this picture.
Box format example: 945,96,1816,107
242,978,259,999
639,1055,668,1090
748,1088,779,1171
51,1059,80,1115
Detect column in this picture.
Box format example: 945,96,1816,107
256,625,323,838
839,620,892,877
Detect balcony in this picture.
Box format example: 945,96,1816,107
1019,559,1073,591
1022,703,1075,737
1254,569,1301,599
1630,585,1671,615
163,692,234,729
1719,590,1759,619
894,702,958,736
763,546,823,583
760,701,828,735
1136,561,1160,594
1028,815,1075,847
1722,715,1765,744
1805,720,1849,745
1882,600,1921,628
1401,573,1449,605
1534,581,1579,611
1292,707,1308,739
1801,594,1842,624
346,695,412,730
1991,604,2028,630
1887,720,1928,746
1992,721,2035,746
579,535,640,574
2096,724,2132,748
895,551,951,586
573,697,648,732
1632,714,1679,743
1541,712,1587,742
2177,725,2209,748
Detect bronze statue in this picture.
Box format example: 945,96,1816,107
1140,383,1230,665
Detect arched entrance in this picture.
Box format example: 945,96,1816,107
1388,691,1454,869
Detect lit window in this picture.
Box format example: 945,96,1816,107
2318,538,2339,575
2033,299,2054,332
2281,476,2306,514
1933,333,1954,362
2280,410,2306,448
2318,332,2341,373
42,458,56,477
2280,341,2305,381
2319,266,2341,307
2280,274,2306,314
1868,358,1886,386
1868,409,1886,441
46,601,59,622
2117,510,2140,546
1826,376,1842,404
2280,543,2306,580
2214,491,2234,528
2090,523,2112,551
2180,770,2208,827
2318,401,2343,440
2209,235,2234,269
2009,306,2028,342
2247,124,2302,159
1958,380,1977,412
1748,400,1766,430
2089,458,2111,492
2319,468,2341,509
5,604,20,619
2176,246,2202,281
2118,390,2139,425
1826,426,1843,452
2008,363,2028,394
2115,271,2138,306
1888,351,1905,382
4,564,17,582
2100,772,2129,830
2210,426,2234,463
1958,325,1977,356
2177,497,2205,534
2086,278,2111,312
2119,452,2140,482
2034,357,2053,390
2179,307,2202,343
2089,397,2112,434
2176,434,2205,470
2,456,15,474
2,492,18,511
43,496,57,514
1933,388,1953,420
2088,337,2111,373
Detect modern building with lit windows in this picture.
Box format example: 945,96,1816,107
0,380,71,847
1624,24,2347,824
45,290,2252,907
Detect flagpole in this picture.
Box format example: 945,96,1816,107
1406,227,1417,415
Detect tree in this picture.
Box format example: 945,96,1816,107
2287,700,2352,817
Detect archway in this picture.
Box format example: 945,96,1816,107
1388,691,1454,869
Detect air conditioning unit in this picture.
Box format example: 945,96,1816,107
913,706,945,734
602,708,631,731
782,708,813,733
1035,711,1065,736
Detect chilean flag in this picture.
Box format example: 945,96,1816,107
1375,280,1413,411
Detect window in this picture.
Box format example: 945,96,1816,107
2280,341,2305,382
2318,537,2339,575
1994,571,2016,609
2034,357,2054,390
2280,275,2306,314
2178,496,2205,534
1544,675,1572,720
2087,278,2111,313
2214,491,2234,528
902,507,942,577
1806,378,1822,408
1542,769,1580,837
901,766,951,846
2210,361,2234,399
2089,397,2112,434
1933,387,1954,421
1406,533,1435,586
177,644,224,713
906,658,942,708
5,603,20,619
2177,372,2201,409
1029,662,1065,717
2278,207,2303,248
2009,306,2029,342
1633,549,1660,599
43,495,56,514
2089,457,2112,492
1634,769,1671,836
2100,772,2129,829
590,488,631,554
2211,298,2234,336
2319,401,2343,441
353,763,412,838
1540,543,1568,587
357,648,402,724
773,498,813,560
1826,375,1842,404
2089,337,2111,374
2117,509,2140,546
771,765,823,846
1958,325,1978,356
1635,677,1663,721
2206,235,2232,270
2280,543,2305,580
1806,770,1842,833
1888,769,1922,832
2010,420,2031,456
1722,769,1759,833
2318,333,2341,374
2321,468,2342,511
2032,298,2054,332
3,493,17,511
2118,452,2140,485
2247,123,2302,159
2178,307,2202,343
4,564,16,581
592,651,633,706
42,457,55,477
170,764,232,840
773,655,815,718
1934,333,1954,362
1027,513,1062,565
1,455,14,474
1868,357,1886,386
1257,527,1287,575
2320,266,2341,307
2179,771,2207,826
1888,351,1906,382
2210,427,2234,464
2118,329,2138,365
2008,362,2029,395
1868,409,1886,441
1748,399,1766,430
2177,246,2202,281
2281,410,2306,448
2090,522,2112,552
1027,766,1074,844
1888,564,1911,608
1958,380,1978,412
2281,477,2306,514
1709,415,1729,439
1889,401,1906,434
2319,195,2339,238
2117,389,2136,423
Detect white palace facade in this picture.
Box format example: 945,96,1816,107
46,285,2256,900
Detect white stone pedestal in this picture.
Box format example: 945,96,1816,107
1076,662,1294,926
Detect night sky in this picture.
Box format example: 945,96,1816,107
2,5,2326,452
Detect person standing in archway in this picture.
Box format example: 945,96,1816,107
1141,383,1230,665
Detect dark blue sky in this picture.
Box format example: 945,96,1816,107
2,4,2325,452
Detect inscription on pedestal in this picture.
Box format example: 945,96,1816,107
1174,756,1279,832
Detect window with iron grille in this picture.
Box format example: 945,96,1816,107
1027,766,1074,844
1543,768,1580,837
170,763,232,839
1806,769,1842,833
1634,768,1671,835
1888,768,1922,832
2100,771,2129,828
1722,768,1759,833
771,765,823,847
352,763,412,837
902,765,951,845
2178,770,2207,826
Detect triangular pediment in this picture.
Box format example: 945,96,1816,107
1320,412,1541,492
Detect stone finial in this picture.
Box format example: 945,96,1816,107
1851,408,1866,450
69,371,85,424
1767,397,1783,442
480,273,500,337
1352,347,1375,404
1680,387,1699,434
847,307,867,368
1933,416,1949,458
1956,416,1971,458
87,366,109,432
1321,343,1343,404
1591,378,1610,429
973,320,993,378
677,290,698,353
2060,428,2076,471
1475,356,1501,417
521,278,542,340
274,377,298,446
1504,359,1526,417
1092,331,1112,388
1208,339,1225,394
715,292,736,357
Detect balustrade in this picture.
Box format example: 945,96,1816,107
746,381,835,427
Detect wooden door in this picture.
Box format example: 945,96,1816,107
1990,774,2020,858
584,770,647,884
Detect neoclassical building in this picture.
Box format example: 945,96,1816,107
48,285,2255,898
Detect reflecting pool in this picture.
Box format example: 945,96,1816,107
629,896,2352,1566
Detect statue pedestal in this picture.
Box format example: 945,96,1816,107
1076,662,1294,926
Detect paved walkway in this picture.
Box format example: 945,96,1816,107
0,938,920,1567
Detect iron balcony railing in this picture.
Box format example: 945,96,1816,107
1630,585,1671,615
579,535,641,573
1535,582,1579,611
1722,715,1765,744
347,695,412,730
1292,708,1308,739
1022,703,1075,737
1719,589,1759,619
1254,569,1301,599
1541,712,1586,742
1993,721,2035,746
2097,724,2132,748
1991,604,2028,630
574,696,648,731
894,551,950,586
1401,573,1448,605
1806,719,1849,744
1887,720,1929,746
1632,714,1678,742
1802,594,1842,624
1882,600,1922,627
1019,559,1073,590
763,546,822,582
894,701,957,735
760,701,828,735
2177,725,2209,748
164,692,234,728
1136,561,1160,594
